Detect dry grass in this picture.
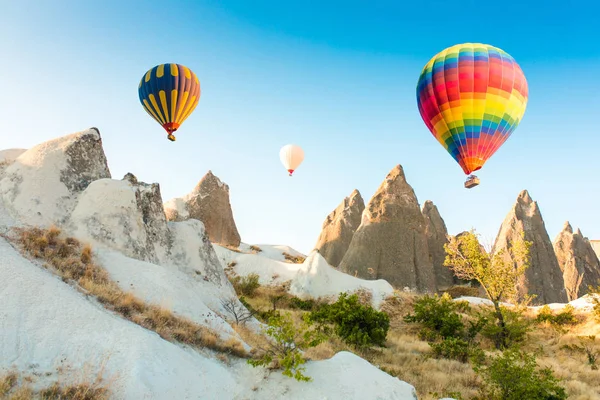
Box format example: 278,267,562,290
249,245,262,253
241,285,600,399
221,244,242,253
521,310,600,400
0,366,110,400
8,226,248,359
282,252,306,264
0,371,18,397
442,285,481,299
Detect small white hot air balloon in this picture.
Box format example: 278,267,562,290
279,144,304,177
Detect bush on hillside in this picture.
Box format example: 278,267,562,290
404,293,470,340
479,306,529,348
307,293,390,348
473,349,567,400
288,297,317,311
536,304,578,326
430,337,485,364
230,273,261,297
248,312,326,382
404,293,487,363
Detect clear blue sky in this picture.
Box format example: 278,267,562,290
1,0,598,254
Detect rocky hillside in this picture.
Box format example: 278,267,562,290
313,189,365,268
0,128,420,400
338,165,437,293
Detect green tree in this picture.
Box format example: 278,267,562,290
248,312,325,382
444,230,532,349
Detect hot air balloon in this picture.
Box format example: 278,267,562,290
416,43,528,189
138,63,201,142
279,144,304,177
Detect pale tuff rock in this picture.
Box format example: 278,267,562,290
338,165,437,293
314,189,365,268
553,222,600,301
422,200,455,290
164,170,241,247
492,190,568,305
68,176,171,265
68,173,229,287
0,128,111,227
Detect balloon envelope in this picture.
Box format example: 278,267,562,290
416,43,528,175
138,63,201,141
279,144,304,176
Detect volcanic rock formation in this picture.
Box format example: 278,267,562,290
422,200,454,290
492,190,568,305
164,171,241,247
338,165,437,293
553,222,600,301
314,189,365,267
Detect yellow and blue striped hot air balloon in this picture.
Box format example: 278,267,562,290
138,63,201,142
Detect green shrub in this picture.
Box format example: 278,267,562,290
430,337,484,364
536,304,577,326
248,312,325,382
307,292,390,348
288,297,317,311
231,273,261,297
479,306,529,348
473,349,567,400
403,293,470,340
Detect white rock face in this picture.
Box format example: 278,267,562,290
290,251,394,309
251,351,419,400
0,128,110,227
69,179,153,260
169,219,232,287
0,237,242,400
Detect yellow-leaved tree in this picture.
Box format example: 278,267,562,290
443,230,532,349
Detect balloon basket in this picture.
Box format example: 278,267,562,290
464,175,480,189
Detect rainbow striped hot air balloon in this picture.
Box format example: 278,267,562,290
416,43,528,188
138,63,201,142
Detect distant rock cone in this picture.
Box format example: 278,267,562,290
553,222,600,301
338,165,437,293
314,189,365,268
422,200,455,290
164,170,241,247
492,190,568,305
